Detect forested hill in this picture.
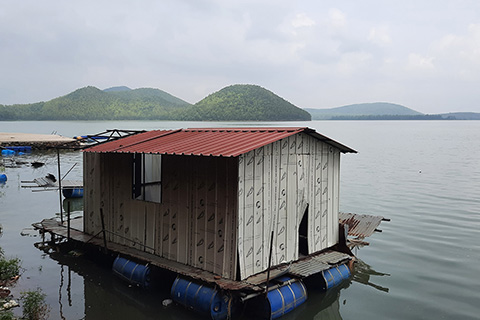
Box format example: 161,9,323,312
0,85,310,121
185,84,311,121
0,86,192,120
305,102,423,120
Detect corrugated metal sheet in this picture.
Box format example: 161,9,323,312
288,250,351,278
243,250,351,284
339,212,385,238
83,127,356,156
84,152,239,280
237,133,344,280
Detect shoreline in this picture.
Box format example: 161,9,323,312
0,132,78,149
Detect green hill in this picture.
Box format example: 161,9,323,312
0,86,192,120
306,102,422,120
108,87,191,108
103,86,132,92
0,84,310,121
185,84,311,121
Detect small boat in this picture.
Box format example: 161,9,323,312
31,161,45,168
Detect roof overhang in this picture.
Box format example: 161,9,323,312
83,127,357,156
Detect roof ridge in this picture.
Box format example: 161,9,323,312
185,127,307,132
108,129,182,152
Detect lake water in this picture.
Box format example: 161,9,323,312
0,120,479,319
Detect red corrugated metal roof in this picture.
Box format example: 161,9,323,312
339,212,387,238
83,127,356,156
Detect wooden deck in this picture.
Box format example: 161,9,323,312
33,217,352,292
33,218,264,292
0,132,78,149
22,177,83,189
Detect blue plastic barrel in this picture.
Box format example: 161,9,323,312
0,174,6,183
321,264,351,290
112,256,151,288
265,276,308,319
6,146,31,152
1,149,15,156
171,276,232,320
62,188,84,198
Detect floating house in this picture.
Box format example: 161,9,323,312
35,127,386,319
83,127,354,276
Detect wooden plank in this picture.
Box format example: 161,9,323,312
262,143,272,270
89,153,103,236
176,156,190,264
327,147,335,248
307,135,317,255
242,150,255,277
286,135,298,263
204,159,217,273
276,138,288,266
331,150,340,246
158,158,170,259
145,202,156,254
111,153,125,246
237,153,246,278
192,157,207,270
224,158,238,280
214,158,226,275
321,143,330,250
270,140,280,273
253,146,265,275
310,140,322,253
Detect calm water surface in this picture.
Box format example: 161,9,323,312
0,120,479,319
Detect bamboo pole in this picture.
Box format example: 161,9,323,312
57,149,64,224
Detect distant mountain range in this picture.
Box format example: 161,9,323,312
305,102,421,119
0,85,309,121
438,112,480,120
0,86,478,121
306,102,480,120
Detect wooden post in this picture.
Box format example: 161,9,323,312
100,208,108,252
67,201,71,241
264,230,274,297
57,149,64,224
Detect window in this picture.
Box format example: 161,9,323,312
133,153,162,203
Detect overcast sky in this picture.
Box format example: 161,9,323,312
1,0,479,113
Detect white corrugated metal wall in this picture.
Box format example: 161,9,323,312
237,133,341,280
84,153,238,280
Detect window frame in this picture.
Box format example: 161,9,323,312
132,153,162,203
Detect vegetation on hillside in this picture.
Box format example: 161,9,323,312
2,86,477,121
0,86,192,121
0,85,311,121
184,84,311,121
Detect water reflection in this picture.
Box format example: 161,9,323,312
352,259,390,293
312,288,344,320
279,281,350,320
62,198,83,214
40,248,178,320
58,264,72,320
38,245,391,320
0,163,5,198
